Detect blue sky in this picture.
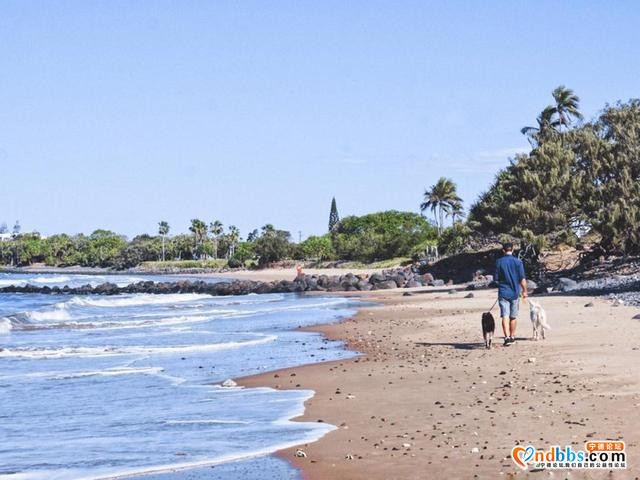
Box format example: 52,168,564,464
1,1,638,239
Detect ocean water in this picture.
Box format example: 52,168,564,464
0,273,359,479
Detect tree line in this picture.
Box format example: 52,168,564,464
0,210,439,269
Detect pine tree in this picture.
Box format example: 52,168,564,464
328,197,340,231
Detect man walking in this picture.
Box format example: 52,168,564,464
495,242,527,346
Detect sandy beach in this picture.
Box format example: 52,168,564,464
238,285,640,479
213,267,381,283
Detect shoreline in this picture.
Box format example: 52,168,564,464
0,266,381,281
237,287,640,479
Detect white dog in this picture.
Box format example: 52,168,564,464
528,299,551,340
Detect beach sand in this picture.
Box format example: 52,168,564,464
213,267,379,283
238,287,640,479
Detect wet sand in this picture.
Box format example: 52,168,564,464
238,288,640,479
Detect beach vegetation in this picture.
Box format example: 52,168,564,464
470,89,640,255
332,210,437,263
300,234,335,261
253,225,293,266
328,197,340,232
420,177,463,233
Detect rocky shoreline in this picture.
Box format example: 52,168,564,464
0,268,444,296
2,266,639,305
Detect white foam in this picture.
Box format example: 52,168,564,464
31,275,72,284
0,334,277,359
164,419,250,425
0,318,11,334
0,367,165,382
68,293,211,308
26,305,72,322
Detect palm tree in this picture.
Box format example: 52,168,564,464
420,177,462,234
450,201,464,225
261,224,275,235
189,219,207,259
552,85,583,130
246,229,259,242
227,225,240,258
209,220,223,259
158,221,170,261
521,105,560,147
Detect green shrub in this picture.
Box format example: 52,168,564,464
332,210,437,262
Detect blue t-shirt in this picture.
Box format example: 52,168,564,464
495,254,525,300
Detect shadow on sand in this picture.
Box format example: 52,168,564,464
415,338,534,350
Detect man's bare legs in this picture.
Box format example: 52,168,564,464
502,316,510,337
502,316,517,342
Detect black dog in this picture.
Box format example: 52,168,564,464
481,312,495,349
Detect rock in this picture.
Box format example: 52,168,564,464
295,449,307,458
221,379,237,388
556,277,578,292
405,280,422,288
392,274,406,288
448,289,457,294
373,280,398,290
403,292,414,297
340,275,358,289
421,273,434,284
526,279,538,291
473,269,486,279
584,301,594,307
527,357,536,363
430,279,445,287
613,298,624,306
368,273,386,284
465,292,474,298
345,454,354,460
402,443,411,449
471,447,480,453
305,276,319,290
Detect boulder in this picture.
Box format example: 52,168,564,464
421,273,434,284
369,273,386,284
305,276,319,290
341,275,359,289
556,277,578,292
373,280,398,290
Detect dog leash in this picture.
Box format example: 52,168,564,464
487,298,498,312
